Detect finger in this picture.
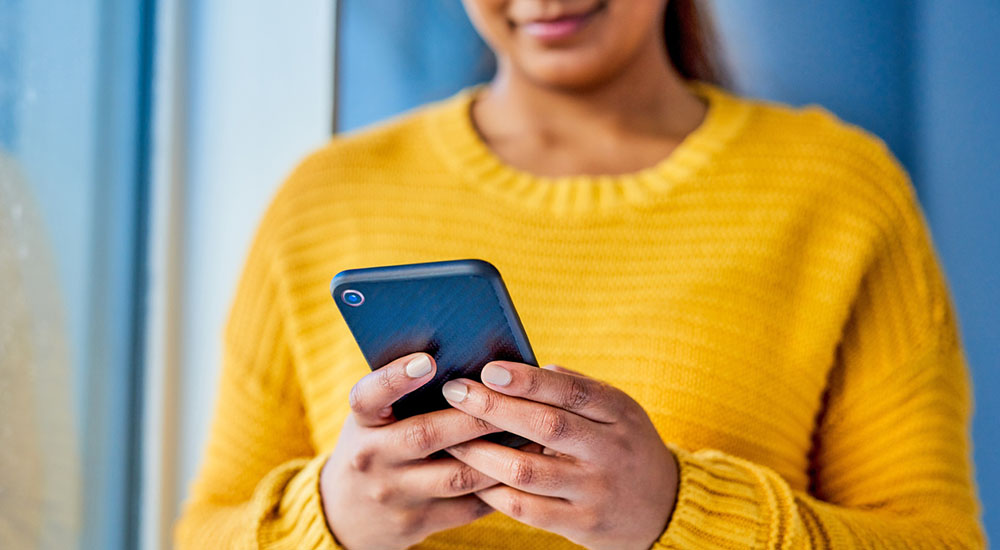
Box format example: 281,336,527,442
519,442,545,454
480,361,619,423
349,352,436,427
379,407,503,461
542,363,584,376
442,379,599,458
417,494,495,534
378,494,493,539
396,457,501,500
446,439,579,498
474,484,574,533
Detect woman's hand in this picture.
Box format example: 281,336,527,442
320,353,503,550
441,362,679,550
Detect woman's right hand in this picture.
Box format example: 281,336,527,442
320,352,503,550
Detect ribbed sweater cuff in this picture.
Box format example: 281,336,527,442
255,454,344,549
654,446,770,549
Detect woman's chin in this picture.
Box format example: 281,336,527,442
518,55,622,91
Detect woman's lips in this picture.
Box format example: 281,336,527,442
517,5,604,42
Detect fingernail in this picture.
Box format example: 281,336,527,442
405,355,432,378
442,380,468,403
378,406,393,418
481,364,512,386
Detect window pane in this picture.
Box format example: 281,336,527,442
0,0,153,548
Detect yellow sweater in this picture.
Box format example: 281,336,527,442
176,84,983,549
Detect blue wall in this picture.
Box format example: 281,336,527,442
336,0,999,540
915,3,1000,539
337,0,492,132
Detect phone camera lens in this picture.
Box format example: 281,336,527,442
341,289,365,307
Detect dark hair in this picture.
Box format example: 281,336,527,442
664,0,727,86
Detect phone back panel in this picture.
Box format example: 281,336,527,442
331,260,536,447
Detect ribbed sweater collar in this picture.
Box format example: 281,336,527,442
424,82,754,218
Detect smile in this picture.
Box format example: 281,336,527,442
515,1,608,42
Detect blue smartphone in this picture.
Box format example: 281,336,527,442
331,259,537,448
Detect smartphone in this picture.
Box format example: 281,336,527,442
331,259,537,447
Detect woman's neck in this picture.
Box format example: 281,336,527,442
476,39,706,147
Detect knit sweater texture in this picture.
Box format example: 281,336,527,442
175,83,983,549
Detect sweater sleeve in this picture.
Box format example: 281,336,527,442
174,195,342,549
654,155,984,549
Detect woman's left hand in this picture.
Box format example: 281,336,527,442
441,362,679,550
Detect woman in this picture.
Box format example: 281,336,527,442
176,1,984,548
